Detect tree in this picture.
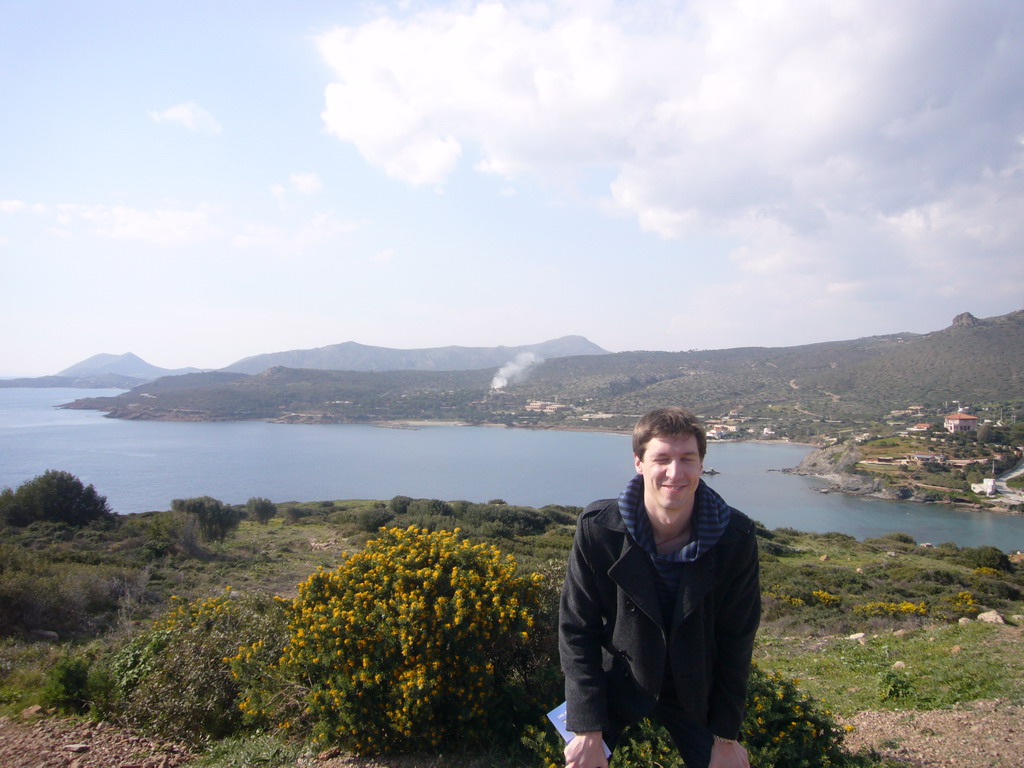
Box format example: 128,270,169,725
171,496,241,543
246,496,277,525
1,470,112,527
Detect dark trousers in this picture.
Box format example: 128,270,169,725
604,693,714,768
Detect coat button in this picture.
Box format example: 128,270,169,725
625,600,636,612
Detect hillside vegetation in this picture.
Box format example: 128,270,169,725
61,311,1024,440
2,471,1023,767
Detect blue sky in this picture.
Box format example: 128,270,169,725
2,0,1022,376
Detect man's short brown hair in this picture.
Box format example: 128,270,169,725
632,406,707,460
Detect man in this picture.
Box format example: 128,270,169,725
559,407,760,768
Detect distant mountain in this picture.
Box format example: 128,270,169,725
58,352,201,380
512,309,1024,419
0,352,203,390
60,310,1024,430
220,336,608,374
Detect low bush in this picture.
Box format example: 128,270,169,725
105,589,288,745
41,654,91,714
242,526,549,754
0,545,148,638
958,545,1011,572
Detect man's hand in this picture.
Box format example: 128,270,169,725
709,737,750,768
564,731,608,768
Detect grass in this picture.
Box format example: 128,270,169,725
194,733,309,768
756,622,1024,717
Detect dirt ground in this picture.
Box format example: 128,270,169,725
3,700,1023,768
839,698,1024,768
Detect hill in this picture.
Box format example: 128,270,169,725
60,311,1024,433
220,335,608,374
58,352,202,379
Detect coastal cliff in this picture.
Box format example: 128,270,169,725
785,441,883,496
786,442,1021,511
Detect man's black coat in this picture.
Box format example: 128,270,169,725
559,497,761,740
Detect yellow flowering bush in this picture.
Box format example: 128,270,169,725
763,589,805,607
852,600,929,617
932,589,980,620
261,526,546,753
812,590,841,607
741,664,851,767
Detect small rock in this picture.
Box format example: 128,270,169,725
847,632,866,641
977,610,1006,624
891,661,907,669
950,645,962,654
819,554,829,561
28,629,60,643
958,616,972,625
66,743,90,753
20,705,44,720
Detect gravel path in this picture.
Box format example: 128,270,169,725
4,701,1024,768
0,712,193,768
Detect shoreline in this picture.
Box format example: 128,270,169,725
785,467,1024,518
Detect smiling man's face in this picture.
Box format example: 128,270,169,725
634,433,704,522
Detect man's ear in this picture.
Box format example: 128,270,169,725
633,454,644,474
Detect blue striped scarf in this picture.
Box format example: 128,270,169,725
617,474,731,621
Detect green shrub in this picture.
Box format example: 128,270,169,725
251,526,546,754
959,545,1011,572
876,669,913,702
246,497,277,525
1,470,112,527
41,654,91,714
107,589,287,744
171,497,241,543
354,505,394,532
0,545,147,638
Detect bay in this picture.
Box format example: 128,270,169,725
2,388,1023,551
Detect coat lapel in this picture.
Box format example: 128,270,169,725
672,550,716,627
608,534,664,629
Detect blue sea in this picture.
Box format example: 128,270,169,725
2,388,1023,550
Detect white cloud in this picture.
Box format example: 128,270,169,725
149,102,223,134
230,210,361,253
53,204,221,247
316,0,1024,313
1,200,27,214
271,172,325,208
289,173,323,195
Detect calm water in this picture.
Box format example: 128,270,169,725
2,388,1023,550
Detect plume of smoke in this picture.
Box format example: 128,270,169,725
491,352,541,390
